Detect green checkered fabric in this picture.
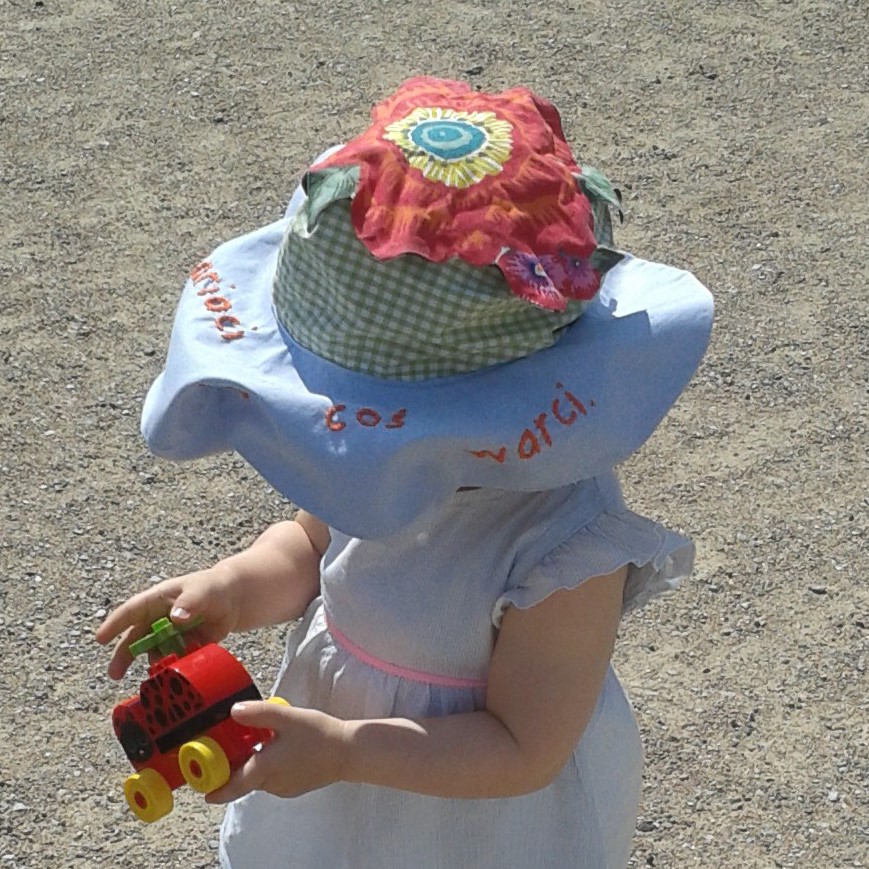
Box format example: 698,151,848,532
272,199,587,381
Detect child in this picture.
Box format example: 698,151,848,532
97,77,712,868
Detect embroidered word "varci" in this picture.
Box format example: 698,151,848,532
190,260,246,341
325,405,407,432
468,382,595,463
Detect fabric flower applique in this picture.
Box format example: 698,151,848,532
304,77,623,311
497,251,568,312
496,248,623,312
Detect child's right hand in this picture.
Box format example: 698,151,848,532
97,515,328,680
95,564,242,680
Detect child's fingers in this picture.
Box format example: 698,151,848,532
106,629,137,680
201,701,293,800
205,748,269,804
98,588,184,679
206,703,339,802
95,585,180,646
106,623,153,680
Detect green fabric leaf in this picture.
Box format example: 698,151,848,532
576,166,624,247
590,200,615,247
577,165,622,211
298,165,360,233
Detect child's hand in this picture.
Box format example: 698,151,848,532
206,701,349,803
97,516,326,681
95,565,241,680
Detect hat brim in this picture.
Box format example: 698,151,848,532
142,216,713,537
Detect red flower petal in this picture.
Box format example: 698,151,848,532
318,77,598,285
539,253,602,301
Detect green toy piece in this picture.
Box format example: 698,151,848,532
128,615,204,659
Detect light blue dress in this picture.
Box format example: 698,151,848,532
220,473,693,868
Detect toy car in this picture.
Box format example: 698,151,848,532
112,616,286,823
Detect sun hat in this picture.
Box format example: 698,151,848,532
142,77,713,538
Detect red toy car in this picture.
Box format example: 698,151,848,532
112,616,285,823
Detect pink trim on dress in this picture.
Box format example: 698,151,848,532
325,614,487,689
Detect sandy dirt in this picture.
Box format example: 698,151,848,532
1,0,866,866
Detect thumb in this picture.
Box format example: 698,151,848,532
168,597,200,623
169,588,216,628
168,579,231,642
230,697,292,731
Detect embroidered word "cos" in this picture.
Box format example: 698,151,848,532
325,405,407,431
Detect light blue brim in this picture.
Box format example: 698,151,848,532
142,217,713,538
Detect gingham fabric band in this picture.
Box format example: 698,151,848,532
272,200,587,381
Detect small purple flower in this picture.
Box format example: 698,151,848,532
498,251,567,312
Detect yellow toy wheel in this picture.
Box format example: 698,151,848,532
124,768,173,823
179,736,231,794
267,696,291,707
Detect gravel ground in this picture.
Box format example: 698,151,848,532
1,1,866,867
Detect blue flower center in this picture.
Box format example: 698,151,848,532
409,120,486,161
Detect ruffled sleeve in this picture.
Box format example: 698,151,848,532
492,510,695,628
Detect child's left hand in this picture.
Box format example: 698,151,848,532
206,701,349,803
